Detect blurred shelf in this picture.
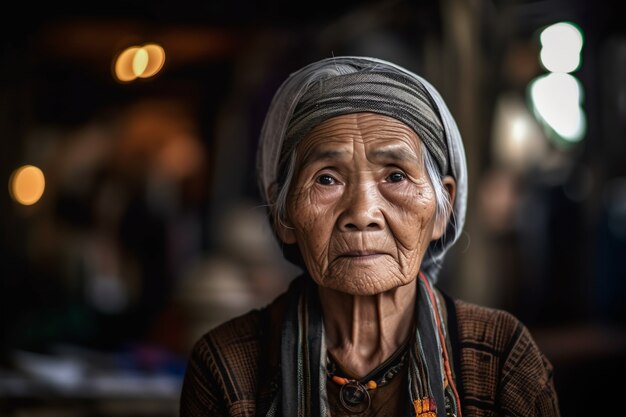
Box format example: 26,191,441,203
0,345,184,417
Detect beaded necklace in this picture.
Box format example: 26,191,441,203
325,341,410,414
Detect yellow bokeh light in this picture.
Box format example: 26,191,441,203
132,47,149,77
139,44,166,78
113,43,165,83
9,165,46,206
115,46,141,82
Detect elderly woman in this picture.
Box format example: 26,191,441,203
180,56,560,417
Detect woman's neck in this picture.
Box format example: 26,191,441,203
318,281,416,378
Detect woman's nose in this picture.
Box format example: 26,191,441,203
338,185,385,232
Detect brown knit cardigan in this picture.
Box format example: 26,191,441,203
179,287,560,417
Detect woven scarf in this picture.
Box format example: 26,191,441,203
265,273,461,417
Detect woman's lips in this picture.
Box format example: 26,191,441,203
337,250,388,261
342,250,381,256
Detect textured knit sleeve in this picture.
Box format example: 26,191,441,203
453,299,561,417
179,309,264,417
179,335,230,417
498,323,560,417
535,378,561,416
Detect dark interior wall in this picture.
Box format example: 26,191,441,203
1,1,625,416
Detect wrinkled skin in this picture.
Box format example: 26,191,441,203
276,112,457,376
278,112,454,296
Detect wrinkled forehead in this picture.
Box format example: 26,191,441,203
295,113,424,167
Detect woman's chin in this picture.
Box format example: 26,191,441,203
317,273,413,296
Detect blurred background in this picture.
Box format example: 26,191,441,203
1,0,625,416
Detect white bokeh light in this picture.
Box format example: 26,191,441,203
540,22,584,73
530,73,586,142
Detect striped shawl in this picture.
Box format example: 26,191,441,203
180,286,560,417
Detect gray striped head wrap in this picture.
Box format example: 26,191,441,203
280,70,448,179
256,56,468,282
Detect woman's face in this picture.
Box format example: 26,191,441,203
277,112,455,295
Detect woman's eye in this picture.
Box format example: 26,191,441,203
316,174,336,185
387,171,406,183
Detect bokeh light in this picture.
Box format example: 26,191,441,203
139,44,166,78
539,22,584,73
114,46,141,82
530,72,586,143
9,165,46,206
132,47,149,77
113,43,166,83
491,94,547,171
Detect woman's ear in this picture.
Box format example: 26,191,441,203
431,175,457,241
275,214,297,244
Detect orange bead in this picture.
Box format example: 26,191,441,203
414,399,423,413
366,380,377,390
414,397,437,415
332,376,348,385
